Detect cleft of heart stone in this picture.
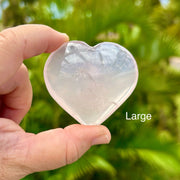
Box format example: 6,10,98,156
44,41,138,125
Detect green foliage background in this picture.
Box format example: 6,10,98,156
1,0,180,179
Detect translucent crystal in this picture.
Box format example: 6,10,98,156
44,41,138,125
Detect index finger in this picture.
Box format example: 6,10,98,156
0,24,69,86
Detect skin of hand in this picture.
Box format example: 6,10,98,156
0,24,111,180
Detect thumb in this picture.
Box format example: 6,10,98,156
23,124,111,173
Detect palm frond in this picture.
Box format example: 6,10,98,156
47,155,116,180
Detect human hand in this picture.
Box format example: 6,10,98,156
0,25,111,180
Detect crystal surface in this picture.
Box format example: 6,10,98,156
44,41,138,125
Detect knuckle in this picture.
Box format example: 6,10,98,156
18,64,30,82
64,128,80,165
17,64,32,111
20,64,29,76
66,140,79,165
0,32,7,44
0,28,18,46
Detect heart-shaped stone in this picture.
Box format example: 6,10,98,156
44,41,138,125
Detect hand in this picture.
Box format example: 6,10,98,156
0,25,111,180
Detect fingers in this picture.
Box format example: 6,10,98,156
22,125,111,172
0,64,32,124
0,24,69,86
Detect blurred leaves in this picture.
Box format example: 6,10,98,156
117,128,180,174
47,155,116,180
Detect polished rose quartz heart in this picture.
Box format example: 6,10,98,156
44,41,138,125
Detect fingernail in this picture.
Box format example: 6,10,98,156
61,33,69,42
92,132,111,145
